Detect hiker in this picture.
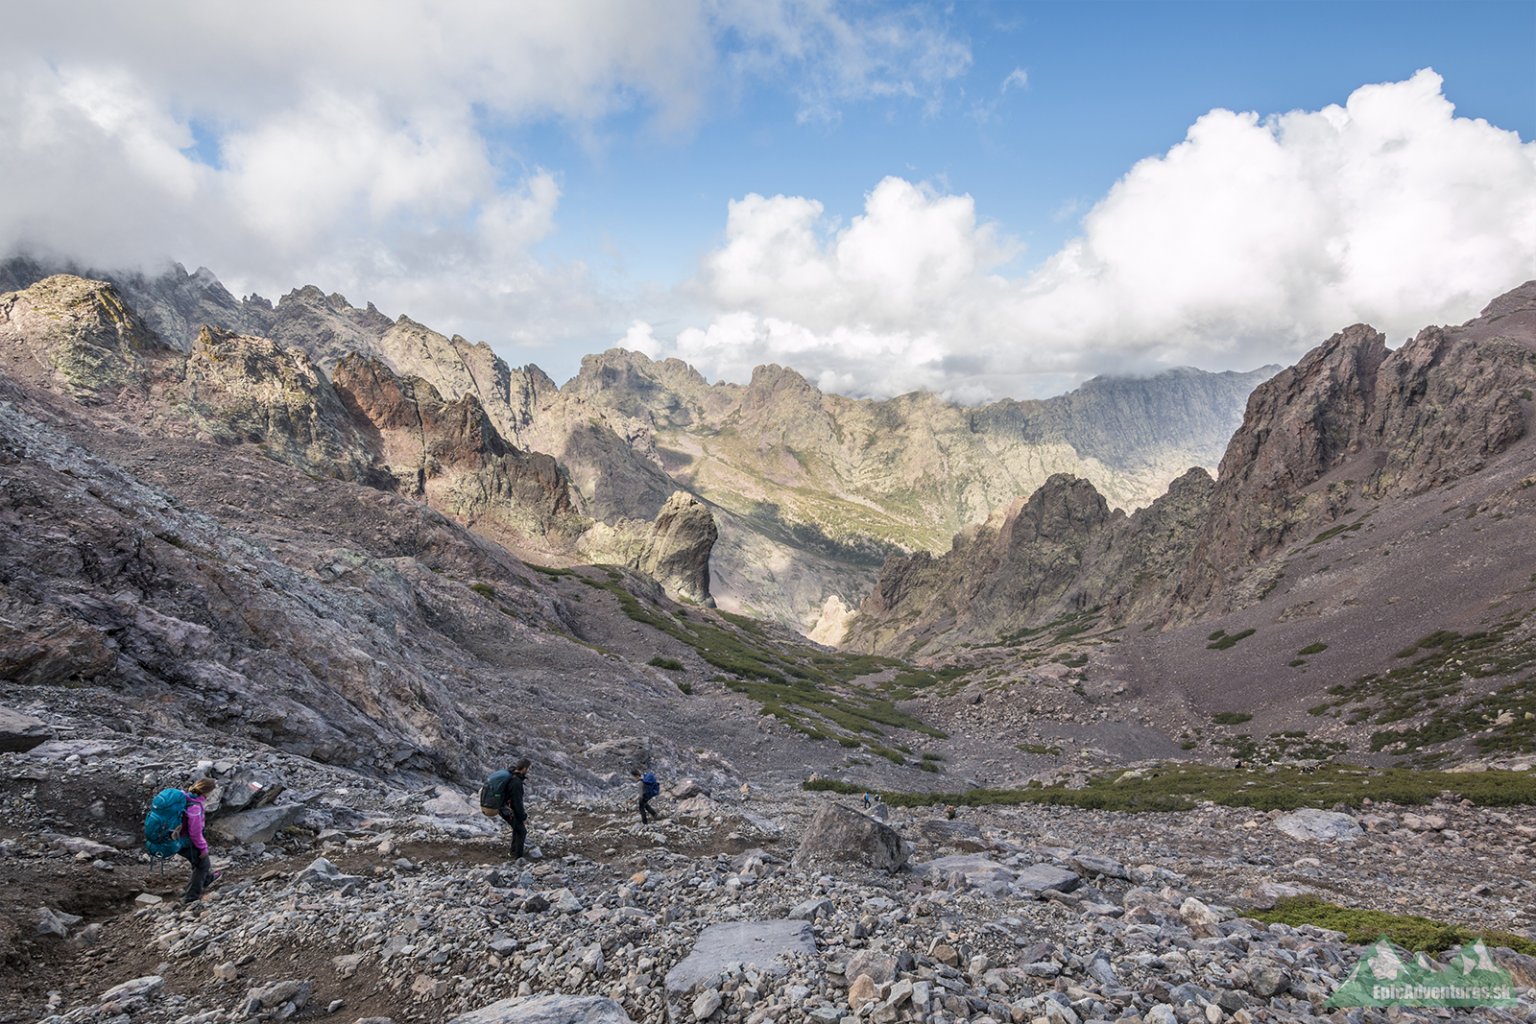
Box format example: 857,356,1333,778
739,781,750,803
862,791,871,809
632,768,661,824
944,803,958,820
480,758,530,859
144,778,220,903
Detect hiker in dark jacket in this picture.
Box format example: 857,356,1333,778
631,768,660,824
180,778,221,902
500,758,530,859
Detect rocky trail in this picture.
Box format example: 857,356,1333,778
4,736,1536,1024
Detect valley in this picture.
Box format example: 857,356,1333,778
1,269,1534,1022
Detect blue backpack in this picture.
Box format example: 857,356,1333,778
144,788,189,858
641,772,660,798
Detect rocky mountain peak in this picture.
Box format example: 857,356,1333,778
179,325,379,481
0,274,162,398
1475,279,1536,322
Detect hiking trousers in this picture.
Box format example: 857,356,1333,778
639,794,655,823
178,844,211,901
498,807,526,858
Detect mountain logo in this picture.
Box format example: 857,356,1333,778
1327,936,1518,1008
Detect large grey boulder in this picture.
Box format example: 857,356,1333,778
448,994,633,1023
665,920,816,1018
0,707,51,753
913,854,1015,895
215,768,283,813
1274,808,1362,843
915,818,990,851
207,804,304,846
792,802,910,873
1012,863,1083,895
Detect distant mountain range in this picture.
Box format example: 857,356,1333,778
0,257,1277,630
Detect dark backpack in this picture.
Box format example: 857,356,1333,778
641,772,660,798
479,770,512,816
144,787,189,858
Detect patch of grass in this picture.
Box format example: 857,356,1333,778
1297,642,1329,656
1312,620,1535,755
1289,659,1308,668
1211,711,1253,725
647,656,685,672
1016,742,1063,756
1207,628,1256,650
469,582,497,600
801,763,1536,813
581,571,946,753
675,681,693,696
1249,896,1536,956
526,563,574,578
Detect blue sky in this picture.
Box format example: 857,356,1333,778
3,0,1534,399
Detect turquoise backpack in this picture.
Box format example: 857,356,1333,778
143,788,189,858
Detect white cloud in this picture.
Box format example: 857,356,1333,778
660,69,1536,399
1001,68,1030,93
0,1,970,361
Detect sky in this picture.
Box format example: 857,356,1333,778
3,0,1534,401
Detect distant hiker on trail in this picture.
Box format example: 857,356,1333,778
739,781,750,803
143,778,220,903
633,768,661,824
480,759,530,859
862,791,871,809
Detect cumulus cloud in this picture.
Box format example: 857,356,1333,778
0,1,969,357
662,69,1536,399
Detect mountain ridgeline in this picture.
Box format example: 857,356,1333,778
848,283,1536,659
0,257,1276,631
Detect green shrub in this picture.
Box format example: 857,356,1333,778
1297,642,1329,656
800,764,1536,814
1211,711,1253,725
648,656,686,672
1249,896,1536,956
470,582,496,599
1207,628,1256,650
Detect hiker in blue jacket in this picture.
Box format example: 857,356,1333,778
631,768,661,824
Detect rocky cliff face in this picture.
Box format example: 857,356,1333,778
1174,284,1536,613
849,282,1536,655
0,276,718,605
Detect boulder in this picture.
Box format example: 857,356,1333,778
99,976,164,1004
216,768,284,813
423,787,482,818
792,802,910,873
241,979,312,1017
1011,863,1082,895
295,857,363,892
0,707,51,753
670,778,708,800
207,803,304,846
915,818,990,852
913,854,1015,894
1068,853,1130,880
665,920,816,1015
1274,808,1362,843
673,794,717,817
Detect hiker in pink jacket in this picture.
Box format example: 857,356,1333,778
179,778,219,902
